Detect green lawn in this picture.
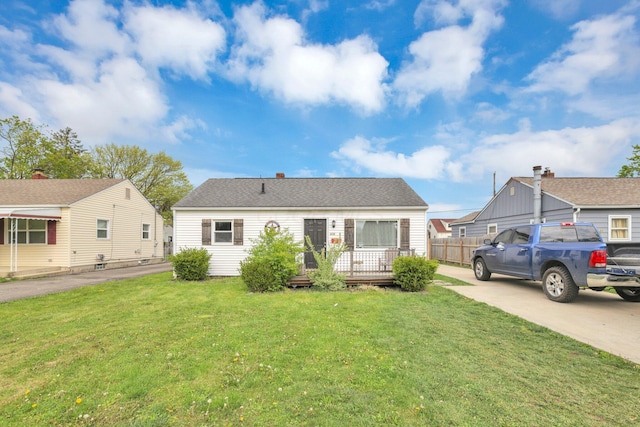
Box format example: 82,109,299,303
1,273,638,426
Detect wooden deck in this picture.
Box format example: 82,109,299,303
288,274,395,288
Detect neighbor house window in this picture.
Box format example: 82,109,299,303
609,215,631,241
487,223,498,234
97,219,110,239
214,221,233,243
142,223,150,240
12,219,46,244
459,227,466,238
355,220,398,248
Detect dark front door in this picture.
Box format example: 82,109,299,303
304,219,326,269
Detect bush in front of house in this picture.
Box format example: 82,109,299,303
305,236,347,291
240,227,304,292
392,256,438,292
169,247,212,281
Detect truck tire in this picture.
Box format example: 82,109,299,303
542,266,579,303
614,287,640,302
473,258,491,281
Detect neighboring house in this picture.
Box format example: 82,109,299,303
427,218,456,239
0,175,164,277
172,175,429,276
451,166,640,242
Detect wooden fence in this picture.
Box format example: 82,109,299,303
428,237,487,266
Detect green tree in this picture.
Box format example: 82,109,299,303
89,143,193,223
618,144,640,177
45,127,92,178
0,116,51,179
0,116,90,179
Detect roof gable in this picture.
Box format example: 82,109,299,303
514,177,640,206
173,178,428,209
0,179,126,206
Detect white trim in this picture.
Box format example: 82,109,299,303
96,218,111,240
487,223,498,234
459,226,467,238
608,215,632,241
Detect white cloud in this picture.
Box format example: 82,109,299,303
460,118,640,178
526,13,640,95
124,3,226,80
0,83,41,120
35,57,168,144
51,0,130,58
529,0,582,20
331,135,464,180
0,0,230,145
227,2,389,114
394,0,506,107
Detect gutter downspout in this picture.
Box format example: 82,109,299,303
533,165,542,224
573,207,581,223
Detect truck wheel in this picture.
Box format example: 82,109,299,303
542,266,579,303
473,258,491,281
614,287,640,302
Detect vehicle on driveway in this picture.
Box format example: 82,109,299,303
472,222,640,303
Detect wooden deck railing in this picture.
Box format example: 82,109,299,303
302,248,415,276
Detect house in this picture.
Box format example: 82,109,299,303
427,218,456,239
0,175,164,277
451,166,640,242
172,175,429,276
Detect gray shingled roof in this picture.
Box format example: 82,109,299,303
173,178,428,209
514,177,640,206
0,179,125,206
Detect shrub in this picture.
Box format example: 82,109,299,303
305,236,346,291
392,256,438,292
169,247,211,281
239,227,304,292
239,258,283,293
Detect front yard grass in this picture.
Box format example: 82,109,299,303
1,273,638,426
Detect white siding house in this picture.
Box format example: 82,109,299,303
0,178,164,277
172,176,429,276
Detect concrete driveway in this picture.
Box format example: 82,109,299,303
438,264,640,365
0,262,173,303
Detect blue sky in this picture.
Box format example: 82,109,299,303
1,0,639,218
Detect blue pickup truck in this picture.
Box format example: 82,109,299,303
471,222,637,303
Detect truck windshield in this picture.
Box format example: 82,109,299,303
539,225,601,243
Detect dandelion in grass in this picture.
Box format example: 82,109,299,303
31,403,37,409
25,389,30,396
76,397,83,404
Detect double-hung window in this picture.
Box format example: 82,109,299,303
609,215,631,241
142,223,151,240
355,220,398,248
97,219,110,239
214,221,233,243
12,219,46,244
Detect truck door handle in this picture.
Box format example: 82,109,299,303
519,248,528,253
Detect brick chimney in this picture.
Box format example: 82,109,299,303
542,167,555,178
32,168,47,179
276,172,285,178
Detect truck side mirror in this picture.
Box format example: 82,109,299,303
484,238,492,245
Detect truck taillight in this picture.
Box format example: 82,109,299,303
589,250,607,268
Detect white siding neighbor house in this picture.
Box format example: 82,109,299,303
0,176,164,277
172,175,429,276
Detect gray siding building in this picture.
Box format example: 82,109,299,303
452,169,640,243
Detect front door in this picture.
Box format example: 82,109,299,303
304,219,326,269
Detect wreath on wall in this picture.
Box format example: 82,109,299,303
264,220,281,232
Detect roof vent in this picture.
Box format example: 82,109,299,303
261,182,265,194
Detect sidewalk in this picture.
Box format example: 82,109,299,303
438,264,640,365
0,262,173,303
